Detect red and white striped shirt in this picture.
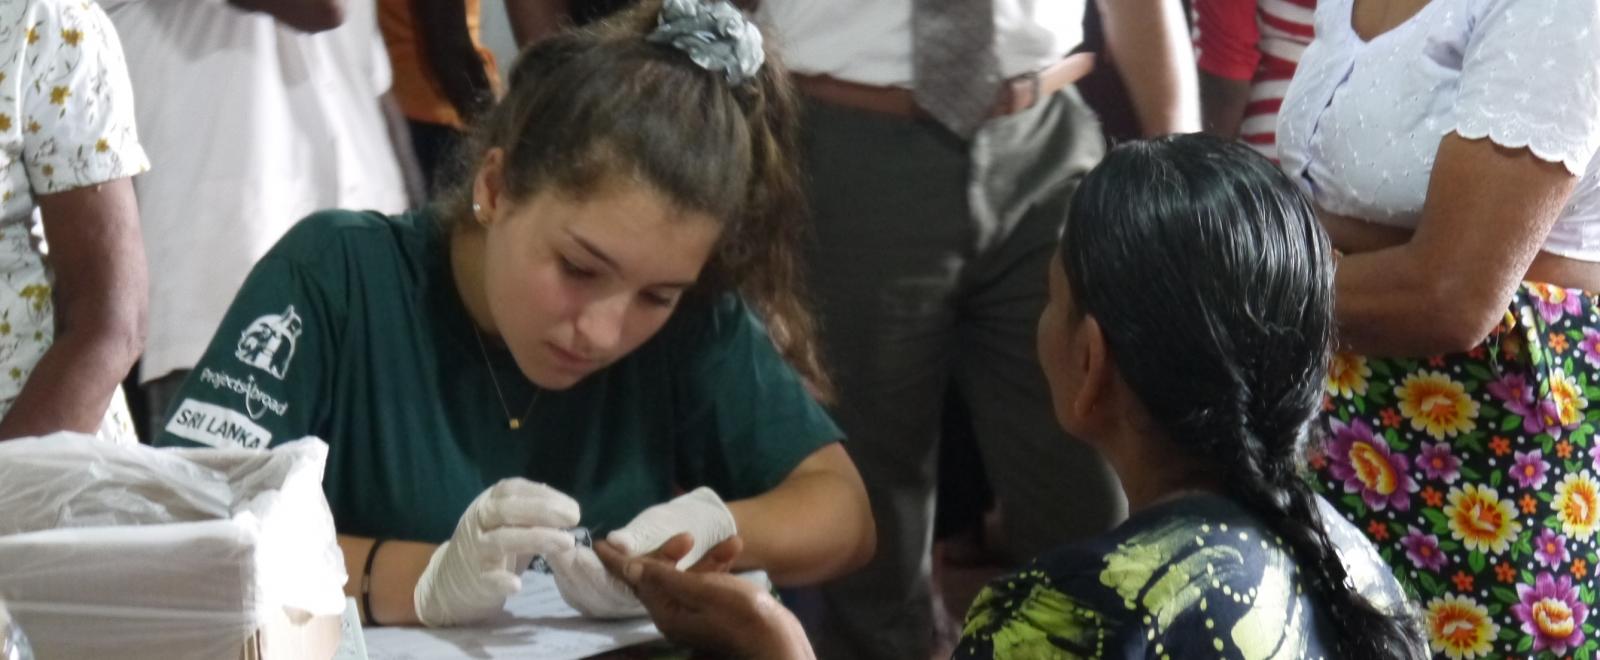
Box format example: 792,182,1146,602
1194,0,1317,161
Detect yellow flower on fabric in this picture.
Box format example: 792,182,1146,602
1396,370,1480,439
94,138,108,153
1325,353,1371,399
1554,472,1600,540
1444,484,1521,554
26,26,38,45
60,28,82,46
1426,595,1499,660
26,120,40,134
39,164,52,177
49,86,69,106
1551,369,1587,428
0,114,11,132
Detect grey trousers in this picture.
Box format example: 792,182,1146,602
143,370,188,441
802,89,1127,660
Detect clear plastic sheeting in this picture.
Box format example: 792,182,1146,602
0,434,346,660
0,434,231,533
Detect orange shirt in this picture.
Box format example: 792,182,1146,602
377,0,501,129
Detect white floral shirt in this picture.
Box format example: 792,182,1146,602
0,0,148,439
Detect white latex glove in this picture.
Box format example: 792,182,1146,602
549,487,737,619
547,545,650,618
414,478,580,627
608,487,737,570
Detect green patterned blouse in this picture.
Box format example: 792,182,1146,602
955,493,1414,659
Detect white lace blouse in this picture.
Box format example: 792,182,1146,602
1278,0,1600,260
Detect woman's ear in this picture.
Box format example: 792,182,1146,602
1072,315,1112,423
472,148,508,224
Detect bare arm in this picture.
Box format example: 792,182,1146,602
1097,0,1201,136
344,443,873,624
412,0,495,123
503,0,570,47
1333,134,1581,356
1193,0,1261,138
228,0,345,33
340,534,434,626
727,443,875,586
0,179,144,441
1199,73,1252,139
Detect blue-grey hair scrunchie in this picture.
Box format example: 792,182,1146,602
647,0,765,85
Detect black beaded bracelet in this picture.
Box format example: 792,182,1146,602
361,538,389,628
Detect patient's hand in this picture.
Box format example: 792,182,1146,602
596,536,815,660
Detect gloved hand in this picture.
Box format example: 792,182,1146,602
549,487,737,619
608,487,737,570
547,545,650,618
414,478,581,627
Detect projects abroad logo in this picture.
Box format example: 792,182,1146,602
200,367,289,420
236,305,302,379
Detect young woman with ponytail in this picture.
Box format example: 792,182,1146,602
603,133,1430,658
151,0,873,629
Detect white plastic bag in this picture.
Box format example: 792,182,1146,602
0,433,346,660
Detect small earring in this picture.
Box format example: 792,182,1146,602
471,202,487,225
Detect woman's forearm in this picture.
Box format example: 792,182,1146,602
0,329,139,440
726,444,875,586
338,534,436,627
1333,243,1510,357
1331,135,1581,357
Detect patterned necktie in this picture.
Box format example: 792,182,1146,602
912,0,1002,138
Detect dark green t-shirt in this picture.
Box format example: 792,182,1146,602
155,209,842,543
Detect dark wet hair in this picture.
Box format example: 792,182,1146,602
439,0,830,397
1060,134,1426,658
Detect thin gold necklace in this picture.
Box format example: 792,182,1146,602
471,328,540,430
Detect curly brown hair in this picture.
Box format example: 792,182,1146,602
437,0,832,399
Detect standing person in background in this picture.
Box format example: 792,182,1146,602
1277,0,1600,655
0,0,149,443
1192,0,1316,160
106,0,409,436
376,0,506,193
751,1,1199,657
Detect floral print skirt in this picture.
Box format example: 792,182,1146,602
1314,282,1600,660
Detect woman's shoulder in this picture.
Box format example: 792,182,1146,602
267,208,437,272
958,495,1276,656
958,494,1392,658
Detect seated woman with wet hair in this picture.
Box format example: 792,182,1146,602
600,133,1431,658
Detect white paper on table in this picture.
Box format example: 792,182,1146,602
335,598,369,660
360,571,770,660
